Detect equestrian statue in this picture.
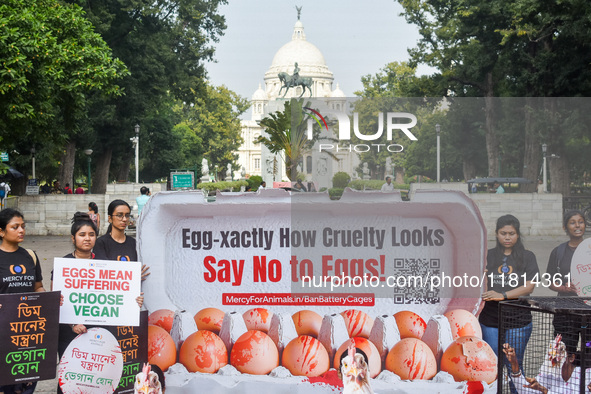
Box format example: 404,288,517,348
278,62,313,98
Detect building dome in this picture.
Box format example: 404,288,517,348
252,84,268,101
264,18,334,99
331,83,346,98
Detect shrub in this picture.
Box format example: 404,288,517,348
247,175,263,190
197,180,248,192
328,188,344,200
332,172,351,188
348,179,410,191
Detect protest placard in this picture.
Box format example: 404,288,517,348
0,291,60,385
52,258,141,326
107,310,148,393
58,327,123,394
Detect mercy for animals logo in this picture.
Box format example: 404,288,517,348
303,107,418,153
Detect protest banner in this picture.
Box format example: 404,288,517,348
571,238,591,296
52,258,141,326
58,327,123,394
0,291,60,385
107,310,148,393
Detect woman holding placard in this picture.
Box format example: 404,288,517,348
53,212,143,394
94,199,137,262
479,214,539,373
94,199,149,280
0,208,45,394
546,210,586,352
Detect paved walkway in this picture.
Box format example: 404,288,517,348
18,234,563,392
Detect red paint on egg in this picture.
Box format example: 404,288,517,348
385,338,437,380
179,330,227,373
281,335,330,377
147,324,177,371
440,336,497,384
194,307,225,334
148,309,175,333
394,311,427,339
444,309,483,340
340,309,373,338
230,330,279,374
243,308,274,333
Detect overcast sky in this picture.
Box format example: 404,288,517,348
205,0,434,100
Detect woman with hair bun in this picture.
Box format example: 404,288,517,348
52,212,143,394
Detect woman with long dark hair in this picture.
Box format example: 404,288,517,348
93,200,149,280
52,212,143,394
93,199,137,261
0,208,45,394
87,201,100,233
479,214,539,372
547,210,586,352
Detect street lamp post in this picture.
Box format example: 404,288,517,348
84,149,93,194
130,124,140,183
30,147,36,180
436,124,441,183
542,143,548,193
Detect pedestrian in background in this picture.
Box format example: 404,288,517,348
87,202,100,233
136,186,150,215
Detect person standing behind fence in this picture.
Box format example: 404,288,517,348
479,214,539,372
547,210,586,351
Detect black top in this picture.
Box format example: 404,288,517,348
93,233,137,261
479,248,539,328
0,247,42,294
546,242,576,297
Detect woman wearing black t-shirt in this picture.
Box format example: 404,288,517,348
94,200,149,280
547,210,586,353
94,200,137,261
52,212,143,394
479,214,539,373
0,208,45,394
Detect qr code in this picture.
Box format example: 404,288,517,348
392,258,440,304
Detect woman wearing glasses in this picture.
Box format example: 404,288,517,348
479,214,539,375
94,199,137,261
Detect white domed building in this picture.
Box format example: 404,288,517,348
236,14,357,188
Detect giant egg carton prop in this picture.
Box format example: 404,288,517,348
138,189,494,393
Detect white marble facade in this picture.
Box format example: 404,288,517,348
236,16,358,189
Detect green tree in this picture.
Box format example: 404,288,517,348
174,84,248,179
66,0,228,192
256,99,326,181
398,0,510,178
353,62,444,181
0,0,127,188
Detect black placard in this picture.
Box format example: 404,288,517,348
0,291,60,385
108,310,149,393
